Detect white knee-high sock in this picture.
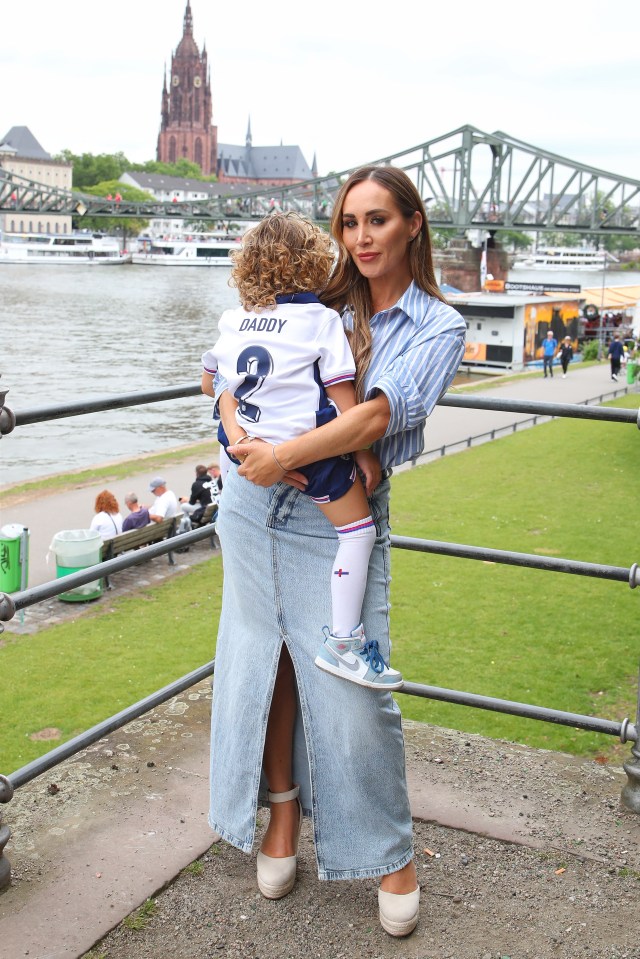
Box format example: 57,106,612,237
331,517,376,637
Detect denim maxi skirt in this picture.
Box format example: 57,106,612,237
208,466,414,880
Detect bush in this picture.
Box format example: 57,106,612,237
581,340,599,361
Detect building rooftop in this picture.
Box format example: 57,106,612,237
0,126,51,160
217,143,313,181
120,171,257,197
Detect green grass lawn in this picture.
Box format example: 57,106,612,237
1,394,638,775
0,561,224,773
390,394,639,757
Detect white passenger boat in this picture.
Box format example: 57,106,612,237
131,233,241,267
0,232,131,265
512,247,619,272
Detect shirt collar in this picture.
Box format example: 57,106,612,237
275,292,320,304
396,281,428,326
342,280,428,330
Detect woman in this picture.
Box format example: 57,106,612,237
89,490,123,540
558,335,574,377
209,166,466,937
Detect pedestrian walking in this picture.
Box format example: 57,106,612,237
542,330,558,378
558,336,573,377
607,332,625,381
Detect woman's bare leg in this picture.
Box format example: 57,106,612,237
260,644,300,858
379,859,418,893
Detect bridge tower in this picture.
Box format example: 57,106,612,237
156,1,218,175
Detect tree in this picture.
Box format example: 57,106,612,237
128,158,217,182
499,231,534,253
52,152,219,188
54,150,131,190
430,227,457,251
75,181,153,247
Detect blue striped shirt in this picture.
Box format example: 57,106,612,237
348,282,466,470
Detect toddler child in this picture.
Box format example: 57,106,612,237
201,212,402,690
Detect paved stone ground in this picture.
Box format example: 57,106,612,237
3,694,639,959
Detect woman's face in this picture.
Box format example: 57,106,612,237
340,180,421,284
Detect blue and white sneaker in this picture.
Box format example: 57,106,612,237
314,624,404,690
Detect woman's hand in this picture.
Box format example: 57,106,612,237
227,438,309,491
354,449,382,497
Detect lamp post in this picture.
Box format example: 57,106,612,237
597,244,608,361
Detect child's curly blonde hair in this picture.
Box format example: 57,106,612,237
230,212,334,311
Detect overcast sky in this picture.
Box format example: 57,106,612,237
2,0,638,181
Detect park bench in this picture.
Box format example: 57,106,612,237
190,501,219,548
100,515,178,588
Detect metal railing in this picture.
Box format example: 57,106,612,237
0,381,639,891
3,383,640,436
414,385,640,466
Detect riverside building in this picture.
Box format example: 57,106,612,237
0,126,72,235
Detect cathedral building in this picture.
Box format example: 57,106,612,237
156,1,217,175
157,2,315,186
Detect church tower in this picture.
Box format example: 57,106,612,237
156,2,218,175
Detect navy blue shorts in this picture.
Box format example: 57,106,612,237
217,421,357,504
300,455,357,504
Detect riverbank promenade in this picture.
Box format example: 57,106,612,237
0,361,639,958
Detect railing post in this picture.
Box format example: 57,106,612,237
0,775,14,890
621,667,640,814
0,388,16,438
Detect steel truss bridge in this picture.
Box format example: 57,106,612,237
1,124,639,237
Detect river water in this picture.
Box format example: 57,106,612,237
1,265,238,486
2,263,639,487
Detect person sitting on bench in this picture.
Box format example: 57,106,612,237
122,492,150,532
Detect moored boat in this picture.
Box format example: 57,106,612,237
512,246,619,272
131,233,241,266
0,232,131,265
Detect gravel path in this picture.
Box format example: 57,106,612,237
83,815,639,959
83,721,640,959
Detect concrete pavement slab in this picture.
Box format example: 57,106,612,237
1,688,637,959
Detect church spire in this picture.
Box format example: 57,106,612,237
246,116,252,148
184,1,193,35
157,1,218,175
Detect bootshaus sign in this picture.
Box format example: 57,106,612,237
504,281,582,294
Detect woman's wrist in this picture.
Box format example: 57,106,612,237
272,445,287,474
270,439,295,471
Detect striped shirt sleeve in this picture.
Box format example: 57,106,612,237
363,287,466,467
373,327,465,436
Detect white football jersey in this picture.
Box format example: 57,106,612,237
202,296,356,445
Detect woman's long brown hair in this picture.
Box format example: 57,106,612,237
322,165,445,400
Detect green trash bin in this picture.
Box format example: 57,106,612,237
0,524,29,593
627,362,638,385
50,529,103,603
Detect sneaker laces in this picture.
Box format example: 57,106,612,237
359,639,386,674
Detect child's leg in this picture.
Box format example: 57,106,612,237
315,479,403,690
317,479,375,638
